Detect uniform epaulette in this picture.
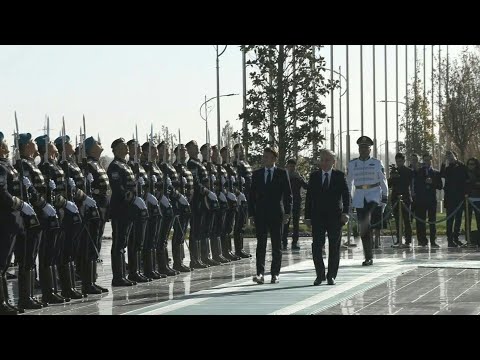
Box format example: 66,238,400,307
349,158,358,162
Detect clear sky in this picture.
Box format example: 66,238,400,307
0,44,467,161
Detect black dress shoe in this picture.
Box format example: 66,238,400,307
313,277,322,286
93,283,109,293
271,275,279,284
253,274,264,284
362,259,373,266
327,278,336,285
112,278,135,287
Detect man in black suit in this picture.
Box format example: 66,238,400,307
305,149,350,286
249,147,292,284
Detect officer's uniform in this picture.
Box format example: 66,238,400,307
173,145,194,272
157,144,181,276
140,144,165,279
84,137,111,293
232,155,252,258
14,133,51,308
346,136,388,265
0,131,28,314
186,141,211,269
220,151,242,261
127,140,151,283
107,138,138,287
37,135,83,301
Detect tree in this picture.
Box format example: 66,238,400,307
399,64,435,158
237,45,336,167
439,49,480,161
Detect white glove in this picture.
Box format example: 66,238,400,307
21,202,36,216
177,194,189,206
241,177,245,184
68,178,76,190
166,177,172,187
221,176,226,185
230,176,236,184
210,174,216,183
237,193,247,203
23,177,32,189
86,173,94,183
137,177,145,186
218,192,227,202
42,203,57,217
182,177,187,185
160,195,171,208
49,180,56,190
151,175,157,184
83,196,97,208
134,196,147,210
227,192,237,202
146,193,159,206
207,191,218,202
66,201,79,214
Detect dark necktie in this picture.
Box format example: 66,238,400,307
323,172,329,190
266,169,272,185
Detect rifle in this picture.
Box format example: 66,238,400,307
61,116,72,201
148,124,154,196
14,112,40,229
82,115,91,196
44,116,54,205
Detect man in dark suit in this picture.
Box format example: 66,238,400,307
249,147,292,284
305,149,350,286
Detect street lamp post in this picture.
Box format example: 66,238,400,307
378,99,407,157
200,93,239,145
335,129,359,171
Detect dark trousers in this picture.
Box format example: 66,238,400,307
393,199,412,243
96,206,108,256
111,213,134,280
446,199,464,241
467,200,480,233
356,200,378,261
233,204,247,253
0,230,17,274
254,215,282,276
415,202,437,245
80,210,102,262
59,210,82,265
282,209,300,246
189,207,203,263
311,214,342,280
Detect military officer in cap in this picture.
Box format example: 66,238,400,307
199,143,222,266
83,136,111,292
0,131,39,314
126,139,152,282
157,141,181,276
219,146,242,261
107,138,147,286
55,134,104,295
232,143,252,258
171,143,194,272
36,135,83,301
140,141,166,279
14,133,53,308
347,136,388,266
186,140,217,269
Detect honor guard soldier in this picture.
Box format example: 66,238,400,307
220,146,242,261
200,143,222,266
210,145,231,263
107,138,147,286
232,143,252,258
0,131,39,314
140,141,166,279
14,133,53,309
157,141,181,276
186,140,217,269
172,143,194,272
37,135,83,301
55,135,104,294
126,139,152,282
346,136,388,266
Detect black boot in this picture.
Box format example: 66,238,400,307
40,266,66,304
0,275,17,315
156,248,177,276
69,262,87,298
127,250,150,283
1,274,22,314
172,243,191,273
52,265,71,302
59,263,83,300
164,249,180,275
151,249,167,279
136,251,152,282
234,233,251,258
143,250,162,279
91,261,108,293
17,268,42,310
82,260,102,295
111,253,135,287
30,269,45,307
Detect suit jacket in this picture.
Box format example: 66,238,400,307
414,166,442,205
248,167,292,221
305,169,350,221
